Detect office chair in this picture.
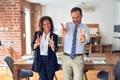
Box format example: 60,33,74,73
97,59,120,80
4,56,33,80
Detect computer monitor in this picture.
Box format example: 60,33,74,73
114,25,120,33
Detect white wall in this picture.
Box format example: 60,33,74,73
119,1,120,22
42,1,120,50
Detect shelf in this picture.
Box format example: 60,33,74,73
102,44,112,53
85,44,112,54
91,44,102,53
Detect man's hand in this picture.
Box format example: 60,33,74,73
61,23,68,35
80,29,86,43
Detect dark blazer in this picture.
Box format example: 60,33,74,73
31,31,59,72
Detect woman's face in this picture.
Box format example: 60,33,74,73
43,20,51,34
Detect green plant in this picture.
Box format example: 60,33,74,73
96,31,99,37
96,31,99,34
94,38,99,43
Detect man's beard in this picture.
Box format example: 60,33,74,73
73,20,80,26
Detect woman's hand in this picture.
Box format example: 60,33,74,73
80,29,86,43
49,36,55,51
34,34,41,49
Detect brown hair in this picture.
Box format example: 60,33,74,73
39,16,54,33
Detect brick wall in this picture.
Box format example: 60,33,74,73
0,0,42,61
21,1,42,56
31,3,42,42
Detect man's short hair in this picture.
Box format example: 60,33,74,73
71,7,82,15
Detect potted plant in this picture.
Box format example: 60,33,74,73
96,31,99,37
94,38,99,45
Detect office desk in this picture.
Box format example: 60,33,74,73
13,54,115,80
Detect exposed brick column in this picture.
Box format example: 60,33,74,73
0,0,42,61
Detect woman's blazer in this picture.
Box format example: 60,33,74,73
31,31,59,72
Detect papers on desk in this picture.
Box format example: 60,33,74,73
22,55,34,64
22,55,34,60
57,56,106,64
84,57,106,64
92,60,105,64
24,60,33,64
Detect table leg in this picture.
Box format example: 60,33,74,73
13,65,19,80
109,65,114,80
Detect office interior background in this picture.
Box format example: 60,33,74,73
0,0,120,60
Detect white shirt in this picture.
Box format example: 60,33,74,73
40,32,50,56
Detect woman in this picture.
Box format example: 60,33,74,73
31,16,59,80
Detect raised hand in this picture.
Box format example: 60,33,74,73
80,29,86,43
61,23,68,35
49,36,55,51
34,34,41,49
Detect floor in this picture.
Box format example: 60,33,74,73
0,65,101,80
0,53,120,80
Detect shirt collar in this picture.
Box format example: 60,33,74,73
43,32,50,39
72,22,82,27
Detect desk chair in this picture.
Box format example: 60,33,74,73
4,56,33,80
97,59,120,80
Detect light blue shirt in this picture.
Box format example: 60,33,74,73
63,22,90,54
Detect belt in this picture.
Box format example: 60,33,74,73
64,53,83,56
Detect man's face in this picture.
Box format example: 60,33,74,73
71,11,82,26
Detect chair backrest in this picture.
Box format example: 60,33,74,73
115,59,120,80
4,56,14,77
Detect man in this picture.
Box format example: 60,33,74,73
61,7,90,80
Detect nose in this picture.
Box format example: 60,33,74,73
74,18,77,22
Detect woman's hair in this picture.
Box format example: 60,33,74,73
39,16,54,33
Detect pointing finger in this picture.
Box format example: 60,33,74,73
61,23,65,29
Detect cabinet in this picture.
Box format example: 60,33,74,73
85,36,102,53
85,24,112,54
90,44,102,53
85,37,112,54
102,44,112,53
90,36,102,53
